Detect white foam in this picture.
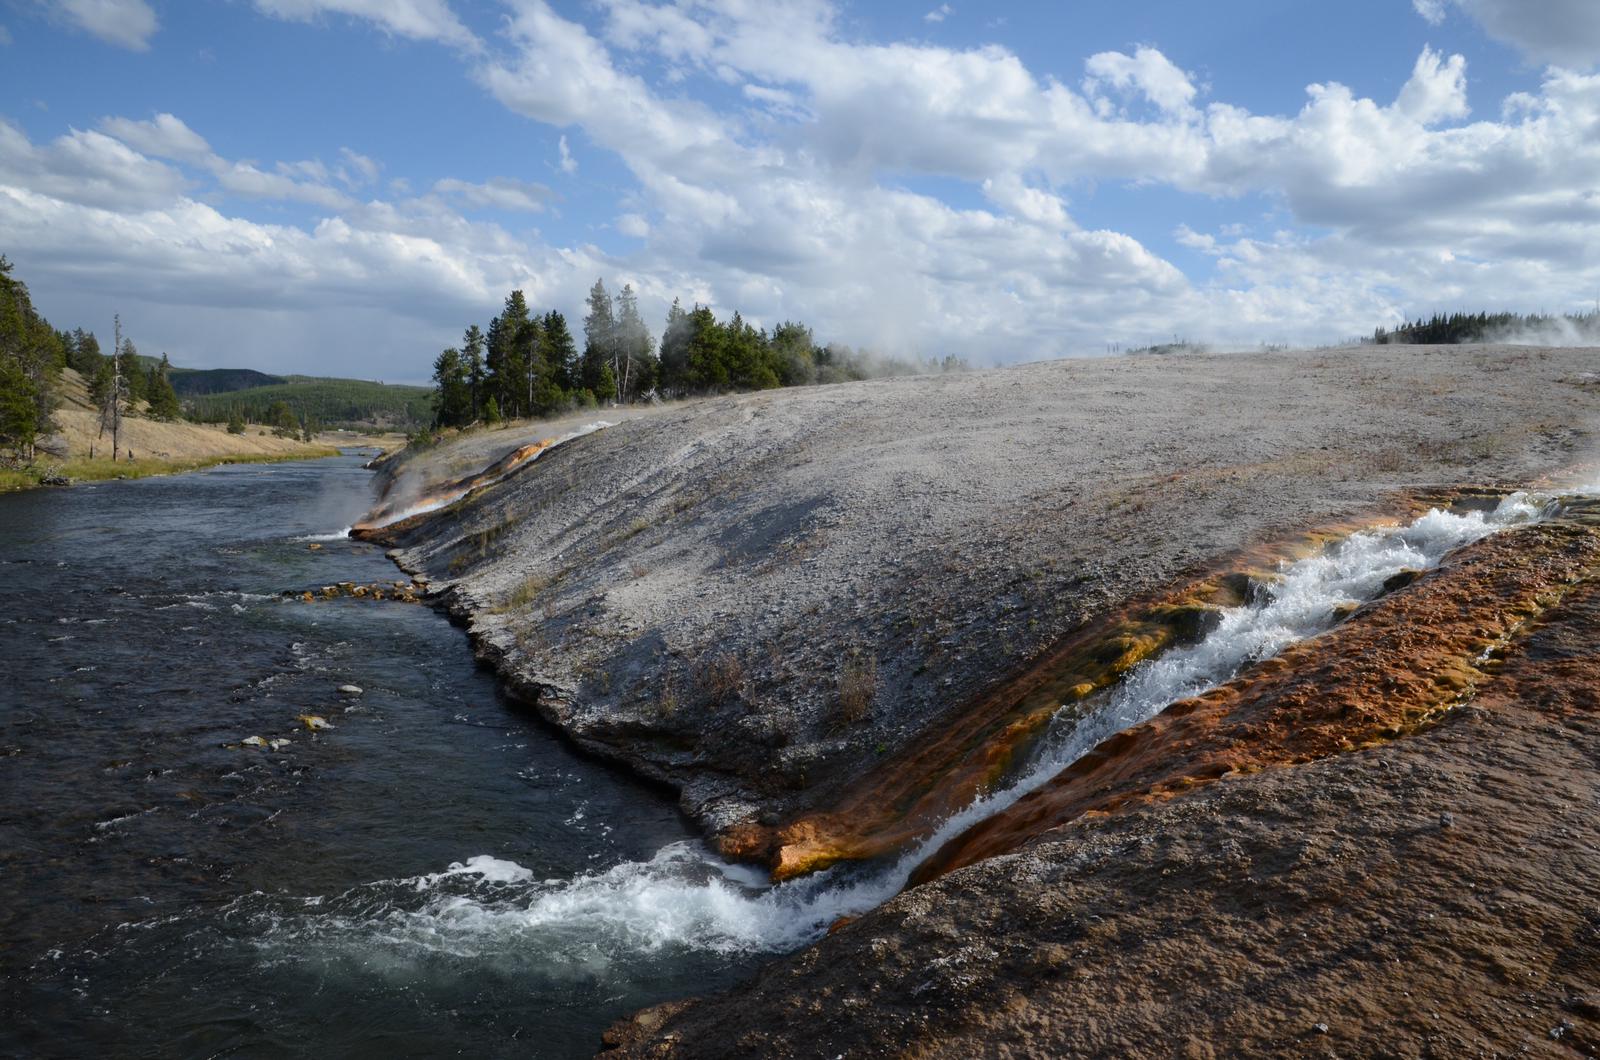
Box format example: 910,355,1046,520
293,528,353,542
264,492,1558,968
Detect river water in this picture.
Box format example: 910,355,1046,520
0,454,763,1058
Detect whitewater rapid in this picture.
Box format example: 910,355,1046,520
260,491,1557,967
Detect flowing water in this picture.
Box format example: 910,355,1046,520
0,454,765,1058
345,491,1557,964
0,452,1564,1057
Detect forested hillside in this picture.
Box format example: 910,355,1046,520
185,377,434,430
169,368,287,396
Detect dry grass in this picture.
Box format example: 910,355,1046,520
697,652,747,706
493,571,551,613
835,651,878,727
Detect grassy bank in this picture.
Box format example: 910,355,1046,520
0,447,342,493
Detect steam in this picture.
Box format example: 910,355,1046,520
1481,315,1600,347
354,421,612,531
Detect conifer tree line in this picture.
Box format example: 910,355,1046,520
1,255,181,463
431,277,966,427
1368,309,1600,345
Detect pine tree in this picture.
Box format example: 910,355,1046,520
581,278,617,401
120,337,146,410
658,298,691,396
146,353,181,421
614,283,657,401
684,304,729,393
0,256,64,459
431,346,472,427
543,311,579,392
461,324,485,421
265,400,298,438
772,321,817,386
70,328,102,378
482,394,502,425
485,291,533,419
514,312,550,416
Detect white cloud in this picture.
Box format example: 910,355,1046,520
1084,46,1199,116
558,134,577,174
216,159,354,209
433,176,552,212
0,120,186,210
252,0,478,49
1413,0,1447,26
56,0,157,50
1394,46,1469,124
1421,0,1600,68
615,212,650,238
338,147,381,187
97,113,214,165
11,2,1600,377
924,4,952,24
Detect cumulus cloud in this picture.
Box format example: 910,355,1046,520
924,5,952,24
0,119,186,210
1084,46,1199,116
56,0,157,50
558,134,577,174
9,0,1600,377
252,0,478,49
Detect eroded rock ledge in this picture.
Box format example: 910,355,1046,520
359,345,1600,1056
364,345,1596,852
604,523,1600,1055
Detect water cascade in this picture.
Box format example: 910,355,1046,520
263,491,1565,966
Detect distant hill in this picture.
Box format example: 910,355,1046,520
169,368,287,396
184,377,434,430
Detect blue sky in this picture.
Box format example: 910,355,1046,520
2,0,1599,381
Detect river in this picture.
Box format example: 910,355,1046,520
0,453,764,1058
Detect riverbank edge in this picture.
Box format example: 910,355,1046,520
0,447,345,493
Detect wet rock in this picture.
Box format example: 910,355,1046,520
338,684,363,695
1381,568,1423,594
297,714,333,731
240,736,268,748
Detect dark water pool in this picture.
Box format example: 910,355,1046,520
0,454,763,1058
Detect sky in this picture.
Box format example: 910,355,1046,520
3,0,1600,382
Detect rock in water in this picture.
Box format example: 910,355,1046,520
337,684,363,695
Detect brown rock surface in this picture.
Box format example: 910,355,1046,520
605,545,1600,1056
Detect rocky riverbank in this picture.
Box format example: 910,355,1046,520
361,343,1600,1055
